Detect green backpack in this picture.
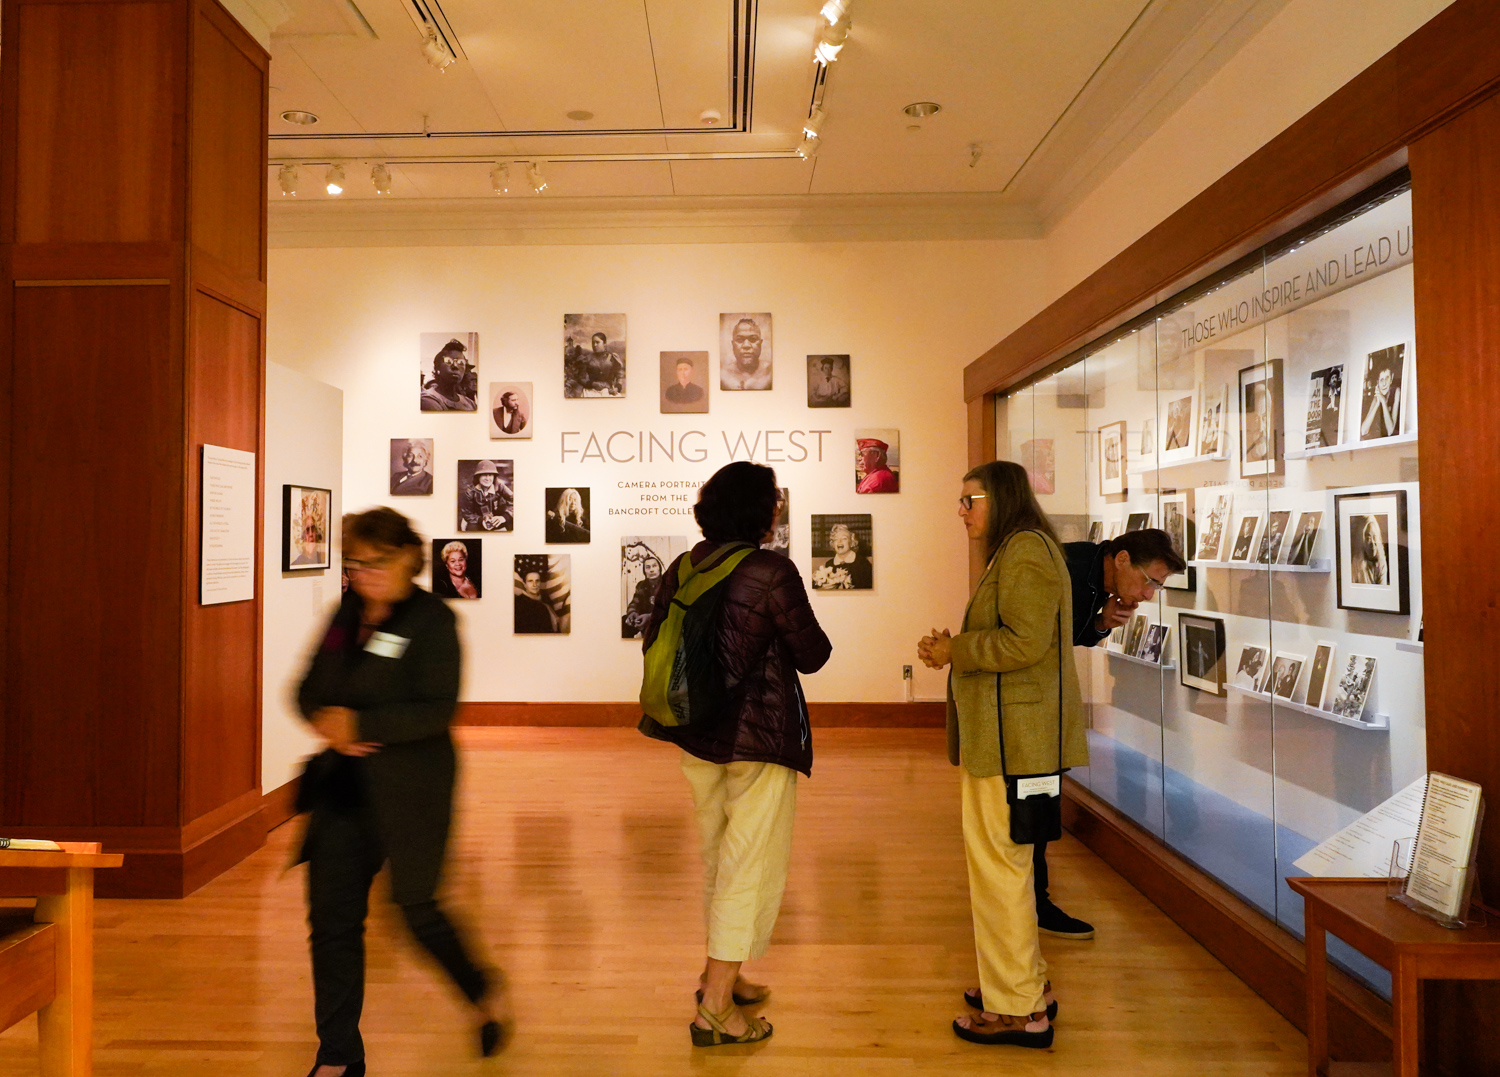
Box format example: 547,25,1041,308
640,543,756,727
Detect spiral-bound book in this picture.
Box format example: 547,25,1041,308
1403,772,1484,922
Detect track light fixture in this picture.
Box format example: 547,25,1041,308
324,163,345,196
490,162,511,194
421,26,455,71
820,0,850,25
814,9,851,64
803,108,826,139
527,162,548,194
371,163,392,195
278,164,298,197
796,133,821,159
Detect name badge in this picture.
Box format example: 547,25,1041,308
364,631,410,659
1015,775,1061,799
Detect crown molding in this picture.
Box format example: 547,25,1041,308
267,192,1044,248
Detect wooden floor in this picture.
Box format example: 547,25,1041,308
0,729,1307,1075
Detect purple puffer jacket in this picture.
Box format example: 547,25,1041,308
639,541,832,775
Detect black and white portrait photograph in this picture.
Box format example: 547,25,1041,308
660,351,709,414
620,536,689,639
811,514,873,591
457,459,514,533
855,431,900,494
1233,645,1269,691
282,485,331,571
719,312,772,390
1270,653,1305,701
1098,420,1126,497
1159,493,1195,590
1305,642,1337,709
1256,510,1292,564
1238,358,1284,477
489,382,533,439
419,333,478,412
763,487,791,556
807,354,850,407
514,554,570,634
1179,613,1226,695
545,487,591,544
1360,344,1407,441
1141,419,1155,458
1160,392,1195,460
1196,492,1232,561
1087,520,1104,543
564,313,626,398
1123,615,1148,657
1138,623,1169,664
1328,654,1378,720
1126,512,1151,532
389,438,433,496
1304,365,1344,450
1229,514,1260,563
1198,385,1226,458
1335,489,1409,613
1286,510,1323,567
431,538,480,600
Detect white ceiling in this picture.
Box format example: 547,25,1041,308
265,0,1290,221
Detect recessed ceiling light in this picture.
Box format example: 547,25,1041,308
566,110,594,121
280,110,319,125
903,101,941,119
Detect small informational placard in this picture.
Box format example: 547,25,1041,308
1294,775,1428,878
201,444,257,605
1403,772,1484,922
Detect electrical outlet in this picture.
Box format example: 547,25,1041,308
902,664,913,679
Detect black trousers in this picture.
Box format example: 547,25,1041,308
306,808,489,1066
1033,839,1051,911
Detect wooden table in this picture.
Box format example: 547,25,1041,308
0,843,122,1077
1289,877,1500,1077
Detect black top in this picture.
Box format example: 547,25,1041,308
1063,541,1112,648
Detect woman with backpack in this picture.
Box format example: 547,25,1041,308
917,460,1088,1050
638,461,832,1047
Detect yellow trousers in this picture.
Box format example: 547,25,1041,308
962,768,1048,1015
681,753,798,963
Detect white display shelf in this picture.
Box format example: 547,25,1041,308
1189,559,1332,574
1286,431,1418,460
1126,452,1225,476
1106,649,1175,671
1225,683,1389,730
1395,640,1425,654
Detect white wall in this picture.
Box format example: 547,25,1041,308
267,239,1051,704
263,362,343,791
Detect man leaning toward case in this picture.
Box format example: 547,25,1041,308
665,356,705,405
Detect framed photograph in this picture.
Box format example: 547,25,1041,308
431,538,481,599
1198,385,1228,458
545,487,591,543
1158,492,1195,591
810,514,872,591
807,354,851,407
563,314,626,398
390,438,433,496
488,382,533,439
419,333,478,412
282,484,331,571
1359,344,1406,441
1334,490,1410,614
621,536,689,639
1270,652,1306,700
1179,614,1227,695
1098,420,1126,497
1124,614,1148,657
660,351,709,413
1304,642,1338,709
1328,654,1378,720
1304,365,1344,449
1256,510,1292,564
1233,645,1269,691
720,312,772,390
1195,491,1232,561
762,488,791,556
1020,439,1055,495
1285,510,1323,567
1229,513,1260,563
1238,358,1284,477
855,430,900,493
1138,623,1169,664
1126,512,1151,532
457,459,514,533
1159,391,1196,462
514,554,571,633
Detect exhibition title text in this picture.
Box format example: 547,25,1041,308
560,429,833,465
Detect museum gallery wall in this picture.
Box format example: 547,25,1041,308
267,240,1051,703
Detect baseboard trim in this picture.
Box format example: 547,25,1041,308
455,701,945,727
260,779,300,833
1062,777,1392,1063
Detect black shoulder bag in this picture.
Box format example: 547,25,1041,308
995,608,1065,846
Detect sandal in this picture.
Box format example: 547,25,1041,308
696,985,771,1007
690,1001,773,1047
964,981,1058,1021
952,1010,1053,1049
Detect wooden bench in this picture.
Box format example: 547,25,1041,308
0,843,122,1077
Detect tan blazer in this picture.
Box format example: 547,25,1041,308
946,529,1089,779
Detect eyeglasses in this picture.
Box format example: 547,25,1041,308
958,493,987,511
1138,565,1170,591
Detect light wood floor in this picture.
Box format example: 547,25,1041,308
0,728,1307,1075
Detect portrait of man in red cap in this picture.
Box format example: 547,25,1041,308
855,431,900,493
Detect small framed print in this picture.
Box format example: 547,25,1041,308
1285,510,1324,567
1255,510,1292,564
1126,512,1151,532
1158,492,1195,591
282,484,332,571
1179,613,1226,695
1098,420,1127,497
1124,614,1148,657
1270,652,1306,701
1238,358,1284,478
1328,654,1378,720
1358,344,1407,441
1304,642,1338,709
1195,491,1232,562
1334,489,1410,614
1198,385,1228,459
1138,623,1169,664
1158,391,1196,463
1229,513,1261,562
1233,644,1269,691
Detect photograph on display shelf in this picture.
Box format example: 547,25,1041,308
282,485,331,571
719,313,772,390
1238,359,1284,477
1098,420,1127,497
1140,419,1155,458
563,314,626,398
489,383,533,438
1126,512,1151,532
810,514,873,591
1158,492,1195,590
431,538,481,600
1328,654,1378,720
1179,613,1226,695
1304,365,1344,449
389,438,434,496
762,488,791,556
1159,391,1196,461
1020,439,1054,495
1123,615,1148,657
1107,520,1123,540
1198,385,1227,458
545,487,591,543
1232,645,1269,691
1229,513,1260,563
1138,623,1169,665
1256,510,1292,564
457,459,514,533
1359,344,1408,441
1270,653,1305,701
514,554,571,634
621,536,689,639
1195,491,1232,561
1305,642,1337,709
1285,510,1323,566
660,351,709,414
1334,489,1410,613
806,354,851,407
1087,520,1104,543
419,333,478,412
854,430,900,493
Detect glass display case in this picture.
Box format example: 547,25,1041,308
999,183,1420,995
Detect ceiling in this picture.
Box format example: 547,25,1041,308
264,0,1290,228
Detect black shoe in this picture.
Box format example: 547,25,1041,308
1037,903,1094,940
952,1013,1054,1049
964,987,1058,1022
480,1019,513,1057
304,1063,365,1077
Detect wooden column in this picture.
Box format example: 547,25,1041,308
0,0,269,897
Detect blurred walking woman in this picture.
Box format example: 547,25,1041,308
639,461,832,1047
917,461,1087,1049
296,508,509,1077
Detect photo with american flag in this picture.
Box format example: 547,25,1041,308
513,554,571,634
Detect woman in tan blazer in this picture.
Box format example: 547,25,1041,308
918,459,1088,1049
